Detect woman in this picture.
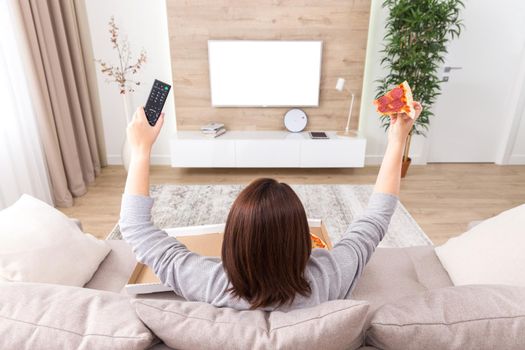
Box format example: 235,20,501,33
120,102,422,311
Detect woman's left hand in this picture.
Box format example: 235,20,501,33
126,107,164,155
387,101,422,144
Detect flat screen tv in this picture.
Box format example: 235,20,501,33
208,40,322,107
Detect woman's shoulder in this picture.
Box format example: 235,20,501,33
306,249,340,276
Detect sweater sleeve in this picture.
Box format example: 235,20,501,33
118,194,224,301
307,192,398,300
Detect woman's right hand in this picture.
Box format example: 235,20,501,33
388,101,422,144
126,107,164,156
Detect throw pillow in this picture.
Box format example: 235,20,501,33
133,298,369,350
435,203,525,286
0,194,110,286
366,285,525,350
0,282,155,350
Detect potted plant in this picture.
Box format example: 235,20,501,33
376,0,464,177
95,17,147,171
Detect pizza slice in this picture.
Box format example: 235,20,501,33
373,81,416,119
310,233,327,249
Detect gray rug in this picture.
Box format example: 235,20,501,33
108,184,432,247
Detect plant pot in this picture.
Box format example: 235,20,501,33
401,157,412,178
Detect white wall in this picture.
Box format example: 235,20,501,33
85,0,524,166
359,0,427,165
501,42,525,165
361,0,525,165
84,0,176,165
510,110,525,164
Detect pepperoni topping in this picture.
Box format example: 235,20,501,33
390,99,404,109
377,95,390,106
390,87,404,99
374,82,412,114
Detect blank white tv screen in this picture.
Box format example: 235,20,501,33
208,40,322,107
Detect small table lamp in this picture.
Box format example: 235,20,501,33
335,78,358,137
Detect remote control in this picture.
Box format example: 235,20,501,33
144,79,171,126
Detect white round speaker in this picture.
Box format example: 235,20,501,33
283,108,308,133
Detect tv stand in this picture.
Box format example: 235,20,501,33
170,131,366,168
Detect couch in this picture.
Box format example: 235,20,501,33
3,219,525,349
85,240,451,349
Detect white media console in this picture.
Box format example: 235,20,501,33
170,131,366,168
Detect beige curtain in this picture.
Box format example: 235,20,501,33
11,0,106,207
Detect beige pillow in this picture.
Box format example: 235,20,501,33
435,204,525,286
0,195,110,286
366,285,525,350
133,298,369,350
0,282,155,350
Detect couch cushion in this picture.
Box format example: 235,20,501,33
366,285,525,350
133,298,369,350
0,282,155,350
352,246,452,313
85,239,137,292
0,195,110,286
435,203,525,286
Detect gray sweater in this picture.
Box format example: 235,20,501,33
119,192,398,311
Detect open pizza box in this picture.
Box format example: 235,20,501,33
125,218,333,295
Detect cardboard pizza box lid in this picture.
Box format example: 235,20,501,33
125,219,332,295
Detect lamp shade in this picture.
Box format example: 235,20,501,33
335,77,345,92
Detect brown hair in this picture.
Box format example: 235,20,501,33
222,178,312,309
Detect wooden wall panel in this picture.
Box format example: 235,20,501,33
167,0,371,131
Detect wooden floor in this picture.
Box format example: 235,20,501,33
58,164,525,245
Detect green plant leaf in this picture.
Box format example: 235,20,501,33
375,0,464,147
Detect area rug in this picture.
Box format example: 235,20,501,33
108,184,432,247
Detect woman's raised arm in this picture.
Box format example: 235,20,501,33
314,102,423,299
119,108,224,301
374,101,422,196
124,107,164,196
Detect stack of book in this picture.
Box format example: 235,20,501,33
200,122,226,138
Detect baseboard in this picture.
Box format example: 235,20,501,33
364,155,384,165
106,155,122,165
365,154,427,166
508,154,525,164
109,153,433,167
106,154,171,166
